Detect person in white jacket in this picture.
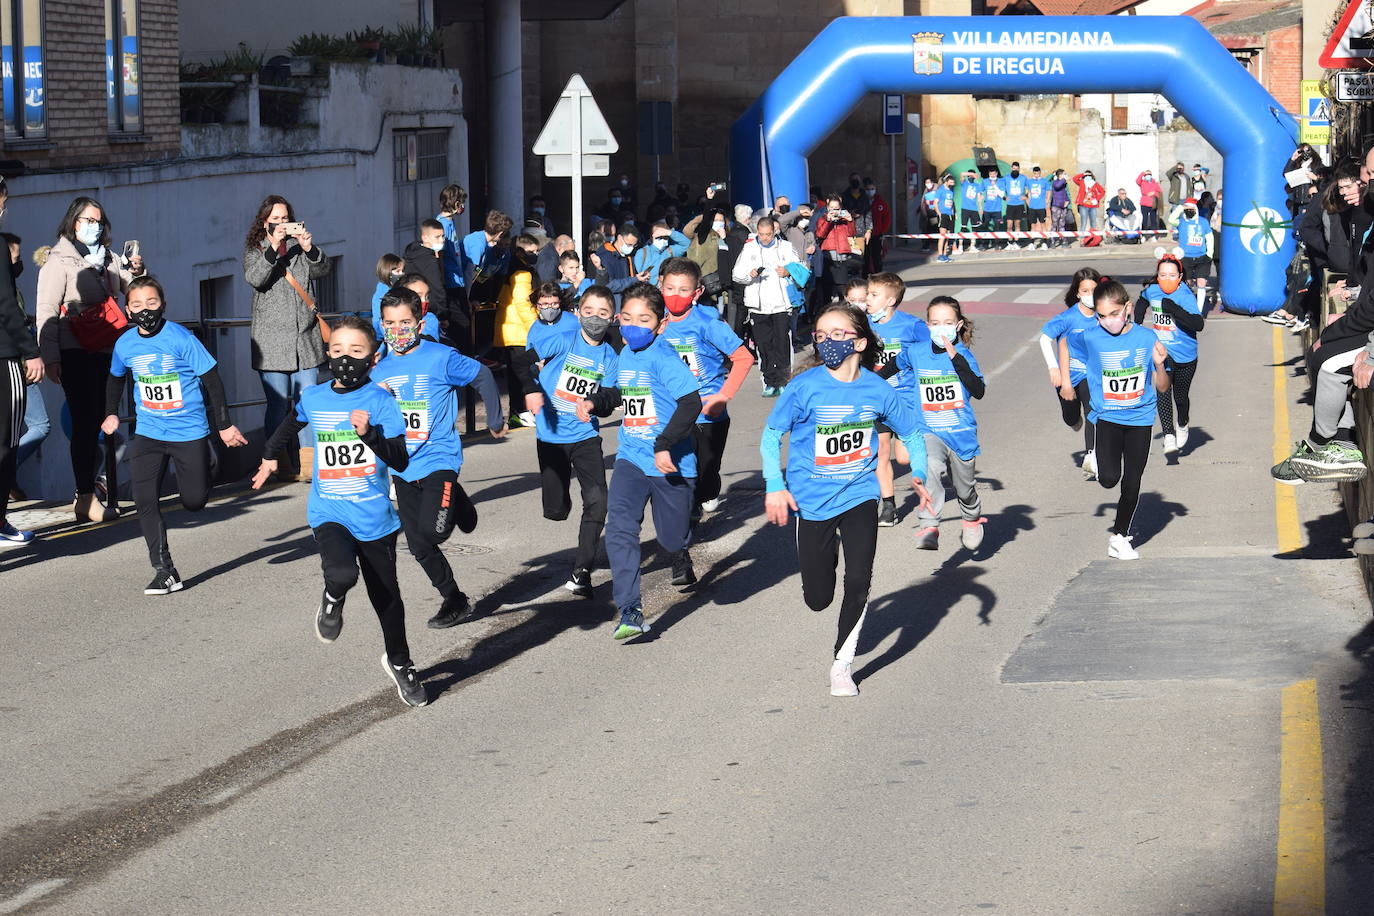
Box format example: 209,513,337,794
732,217,800,396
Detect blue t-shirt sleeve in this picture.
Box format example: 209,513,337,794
182,332,218,378
444,348,482,388
110,339,128,377
1042,311,1069,338
907,318,930,344
294,397,308,425
703,314,745,356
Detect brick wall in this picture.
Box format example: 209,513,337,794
1263,23,1301,114
6,0,180,171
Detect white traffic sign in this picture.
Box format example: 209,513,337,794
1320,0,1374,69
1337,70,1374,101
545,154,610,178
532,74,619,253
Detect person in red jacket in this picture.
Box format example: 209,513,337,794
814,194,859,304
1073,171,1106,234
1136,170,1163,234
863,177,891,275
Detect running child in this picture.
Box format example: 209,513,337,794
1080,278,1171,560
374,287,505,629
102,276,248,594
519,284,619,598
1133,252,1203,455
864,271,930,527
251,316,427,707
574,282,702,640
1039,267,1101,478
762,301,932,696
908,296,987,551
657,257,755,519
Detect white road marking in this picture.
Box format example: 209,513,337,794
1014,287,1058,303
950,287,997,301
0,879,70,914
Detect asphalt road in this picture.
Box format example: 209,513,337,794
2,245,1371,915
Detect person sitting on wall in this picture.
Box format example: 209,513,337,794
1105,189,1141,243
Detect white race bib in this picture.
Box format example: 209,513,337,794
137,373,184,411
554,362,602,404
1101,365,1145,407
919,373,965,412
315,429,378,480
672,343,701,377
621,386,657,429
397,400,430,442
813,421,873,473
1150,306,1175,342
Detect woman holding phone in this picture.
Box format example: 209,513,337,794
35,196,146,523
243,194,331,481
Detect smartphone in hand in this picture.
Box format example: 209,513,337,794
282,222,306,237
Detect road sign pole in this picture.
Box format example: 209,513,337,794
890,133,897,242
571,85,584,257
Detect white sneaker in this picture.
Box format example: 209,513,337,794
1163,434,1178,455
1081,450,1097,480
1108,533,1139,560
829,660,859,697
1176,425,1189,450
518,411,536,428
961,518,985,550
699,497,723,513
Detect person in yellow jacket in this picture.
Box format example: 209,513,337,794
494,234,540,427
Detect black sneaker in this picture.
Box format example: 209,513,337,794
427,591,473,629
670,549,697,588
877,500,897,528
565,567,593,599
144,567,183,596
453,482,478,534
380,655,428,707
316,589,344,642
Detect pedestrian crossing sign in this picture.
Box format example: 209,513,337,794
1300,80,1331,145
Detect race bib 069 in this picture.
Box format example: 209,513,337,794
814,421,873,472
137,372,184,411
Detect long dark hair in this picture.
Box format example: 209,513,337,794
794,302,881,376
57,197,111,248
245,195,295,250
1062,266,1101,307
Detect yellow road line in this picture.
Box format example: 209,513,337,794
1274,679,1324,915
1272,326,1302,555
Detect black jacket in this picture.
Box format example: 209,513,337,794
401,241,450,323
0,255,36,361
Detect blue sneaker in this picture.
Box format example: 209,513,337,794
613,606,650,640
0,521,33,546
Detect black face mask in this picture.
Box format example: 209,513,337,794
1011,169,1020,177
329,354,372,390
10,259,22,280
129,307,165,333
849,178,861,188
778,204,791,215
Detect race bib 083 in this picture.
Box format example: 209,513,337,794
555,363,602,404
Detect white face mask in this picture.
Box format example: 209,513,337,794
929,324,960,347
618,242,634,256
653,238,669,250
797,218,810,230
427,241,444,252
77,222,102,246
712,221,725,233
1079,293,1094,308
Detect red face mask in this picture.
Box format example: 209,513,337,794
664,292,695,316
1158,275,1181,295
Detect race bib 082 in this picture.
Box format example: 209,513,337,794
315,429,377,480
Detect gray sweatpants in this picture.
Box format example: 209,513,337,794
917,433,982,525
1307,334,1364,445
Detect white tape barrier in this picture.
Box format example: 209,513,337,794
895,229,1174,241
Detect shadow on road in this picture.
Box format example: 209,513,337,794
1091,490,1187,548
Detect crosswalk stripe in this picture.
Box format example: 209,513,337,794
1014,287,1058,304
950,287,997,301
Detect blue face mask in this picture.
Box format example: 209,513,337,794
930,324,960,347
77,222,101,246
815,337,856,369
620,323,657,352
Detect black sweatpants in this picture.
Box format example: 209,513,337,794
797,499,878,663
394,469,461,600
750,311,792,388
1156,358,1197,436
536,436,608,572
0,357,25,525
1055,379,1096,452
314,522,411,668
60,348,112,494
692,417,731,506
129,435,213,571
1095,420,1151,536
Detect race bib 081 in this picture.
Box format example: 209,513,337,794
137,372,184,411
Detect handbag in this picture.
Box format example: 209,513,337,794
62,295,128,352
701,271,726,296
283,265,330,344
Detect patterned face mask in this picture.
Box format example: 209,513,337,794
384,324,420,354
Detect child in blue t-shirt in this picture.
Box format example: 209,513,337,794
657,257,755,522
251,316,428,708
574,283,702,640
761,301,932,698
517,284,620,598
906,296,987,552
1133,254,1203,456
864,272,930,528
1080,279,1171,561
374,286,504,629
102,277,248,596
1040,267,1102,478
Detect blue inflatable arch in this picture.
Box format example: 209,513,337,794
730,16,1298,314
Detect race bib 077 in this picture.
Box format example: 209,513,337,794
1102,365,1145,406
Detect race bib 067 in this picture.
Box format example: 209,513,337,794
621,386,657,428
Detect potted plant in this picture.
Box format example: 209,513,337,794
422,26,444,67
288,33,333,75
351,26,388,63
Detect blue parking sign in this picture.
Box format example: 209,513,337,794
882,93,904,135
